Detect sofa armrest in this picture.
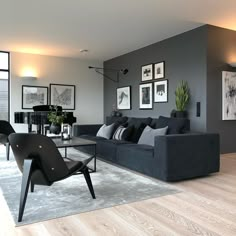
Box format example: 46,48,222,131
154,133,220,181
73,124,102,136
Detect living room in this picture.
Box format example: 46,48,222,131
0,1,236,235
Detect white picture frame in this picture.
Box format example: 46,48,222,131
22,85,48,109
141,64,153,81
50,83,75,110
222,71,236,120
116,86,131,110
154,61,165,79
139,83,153,109
154,80,168,103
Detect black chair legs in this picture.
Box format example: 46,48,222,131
30,181,35,193
6,142,10,161
18,159,33,222
82,168,96,199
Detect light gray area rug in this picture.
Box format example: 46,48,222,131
0,146,180,226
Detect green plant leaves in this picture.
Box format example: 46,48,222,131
175,80,190,111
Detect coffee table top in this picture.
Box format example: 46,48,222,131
52,137,96,148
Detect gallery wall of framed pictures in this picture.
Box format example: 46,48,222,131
21,83,76,110
140,61,168,109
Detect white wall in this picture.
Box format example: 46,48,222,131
10,52,104,132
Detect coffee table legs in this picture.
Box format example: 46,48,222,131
61,145,97,173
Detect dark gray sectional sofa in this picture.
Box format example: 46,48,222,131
73,116,220,182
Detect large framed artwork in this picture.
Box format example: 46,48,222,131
141,64,153,81
22,85,48,109
154,61,165,79
117,86,131,110
154,80,168,103
222,71,236,120
139,83,153,109
50,84,75,110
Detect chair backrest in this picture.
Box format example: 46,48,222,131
33,105,62,111
8,133,69,182
0,120,15,136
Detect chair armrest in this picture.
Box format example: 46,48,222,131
153,133,220,181
73,124,103,136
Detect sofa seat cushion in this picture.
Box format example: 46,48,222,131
101,139,131,145
96,139,131,162
79,134,107,142
117,144,154,176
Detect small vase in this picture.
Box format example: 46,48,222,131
115,111,122,117
50,124,61,134
111,111,116,117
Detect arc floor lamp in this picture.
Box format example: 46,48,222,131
88,66,128,83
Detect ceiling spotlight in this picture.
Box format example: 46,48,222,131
80,49,88,53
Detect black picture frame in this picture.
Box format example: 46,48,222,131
22,85,48,109
154,61,165,79
154,80,168,103
116,86,131,110
139,83,153,109
50,83,75,110
141,64,153,81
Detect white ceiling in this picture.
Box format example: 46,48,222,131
1,0,236,61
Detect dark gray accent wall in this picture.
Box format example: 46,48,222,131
104,26,208,132
207,25,236,153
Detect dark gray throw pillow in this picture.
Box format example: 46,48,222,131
96,123,115,139
138,125,168,146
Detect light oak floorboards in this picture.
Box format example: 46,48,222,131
1,153,236,236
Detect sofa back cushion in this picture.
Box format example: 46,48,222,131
151,116,190,134
126,117,152,143
138,125,168,146
106,116,128,126
106,116,128,137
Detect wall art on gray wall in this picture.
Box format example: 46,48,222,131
139,83,153,109
22,85,48,109
154,80,168,103
141,64,153,81
117,86,131,110
50,84,75,110
154,61,165,79
222,71,236,120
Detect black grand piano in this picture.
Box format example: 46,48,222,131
14,105,77,135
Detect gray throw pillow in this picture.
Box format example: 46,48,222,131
138,125,168,146
96,123,115,139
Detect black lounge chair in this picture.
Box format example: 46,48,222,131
9,133,96,222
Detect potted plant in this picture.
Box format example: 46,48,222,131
175,80,190,118
47,105,66,134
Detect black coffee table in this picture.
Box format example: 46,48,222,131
52,137,97,173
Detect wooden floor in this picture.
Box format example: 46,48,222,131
1,153,236,236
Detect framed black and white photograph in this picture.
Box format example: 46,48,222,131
22,85,48,109
117,86,131,110
141,64,153,81
50,84,75,110
139,83,153,109
222,71,236,120
154,80,168,103
154,61,165,79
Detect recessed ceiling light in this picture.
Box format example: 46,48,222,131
80,49,89,53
